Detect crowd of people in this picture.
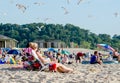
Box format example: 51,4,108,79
0,42,120,73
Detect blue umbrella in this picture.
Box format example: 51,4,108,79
1,48,11,52
7,49,21,55
47,48,57,52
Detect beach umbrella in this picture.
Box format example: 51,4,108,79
61,50,70,56
47,48,57,52
97,44,115,52
1,48,11,52
7,49,21,55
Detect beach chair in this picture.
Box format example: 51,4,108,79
22,47,51,71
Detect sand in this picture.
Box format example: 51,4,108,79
0,48,118,83
0,63,120,83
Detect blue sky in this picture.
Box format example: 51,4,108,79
0,0,120,36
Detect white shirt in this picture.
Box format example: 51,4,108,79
31,50,44,66
31,50,39,60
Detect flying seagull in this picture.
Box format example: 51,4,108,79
10,0,14,4
67,0,70,4
44,18,53,22
77,0,83,5
16,4,26,13
114,12,119,17
36,25,44,31
0,12,7,16
34,2,45,6
61,6,69,15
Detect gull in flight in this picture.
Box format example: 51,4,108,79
67,0,70,4
44,18,53,22
88,15,94,18
10,0,14,4
61,6,69,15
0,12,7,16
114,12,119,17
16,4,26,13
77,0,83,5
36,25,44,31
34,2,45,6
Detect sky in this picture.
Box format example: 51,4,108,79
0,0,120,36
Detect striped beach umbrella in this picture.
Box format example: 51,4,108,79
97,44,115,52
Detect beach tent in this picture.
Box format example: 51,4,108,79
97,44,115,52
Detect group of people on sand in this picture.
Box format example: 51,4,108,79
75,51,102,64
0,51,19,64
75,49,120,65
3,42,120,73
13,42,73,73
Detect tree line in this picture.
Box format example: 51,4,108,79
0,23,120,50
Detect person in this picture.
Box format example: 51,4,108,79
33,42,73,73
0,55,6,64
98,53,103,61
12,42,42,70
90,51,102,64
113,49,120,62
75,52,83,63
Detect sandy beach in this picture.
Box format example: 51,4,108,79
0,63,120,83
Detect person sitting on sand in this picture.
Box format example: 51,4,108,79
90,51,102,64
0,55,6,64
113,49,120,61
33,42,73,73
12,42,73,73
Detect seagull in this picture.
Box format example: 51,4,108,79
16,4,26,13
36,25,44,31
24,28,29,30
114,12,119,17
10,0,14,4
0,12,7,16
88,15,93,18
44,18,53,22
61,6,69,15
77,0,83,5
34,2,45,6
67,0,70,4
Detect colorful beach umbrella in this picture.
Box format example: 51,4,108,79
97,44,115,52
